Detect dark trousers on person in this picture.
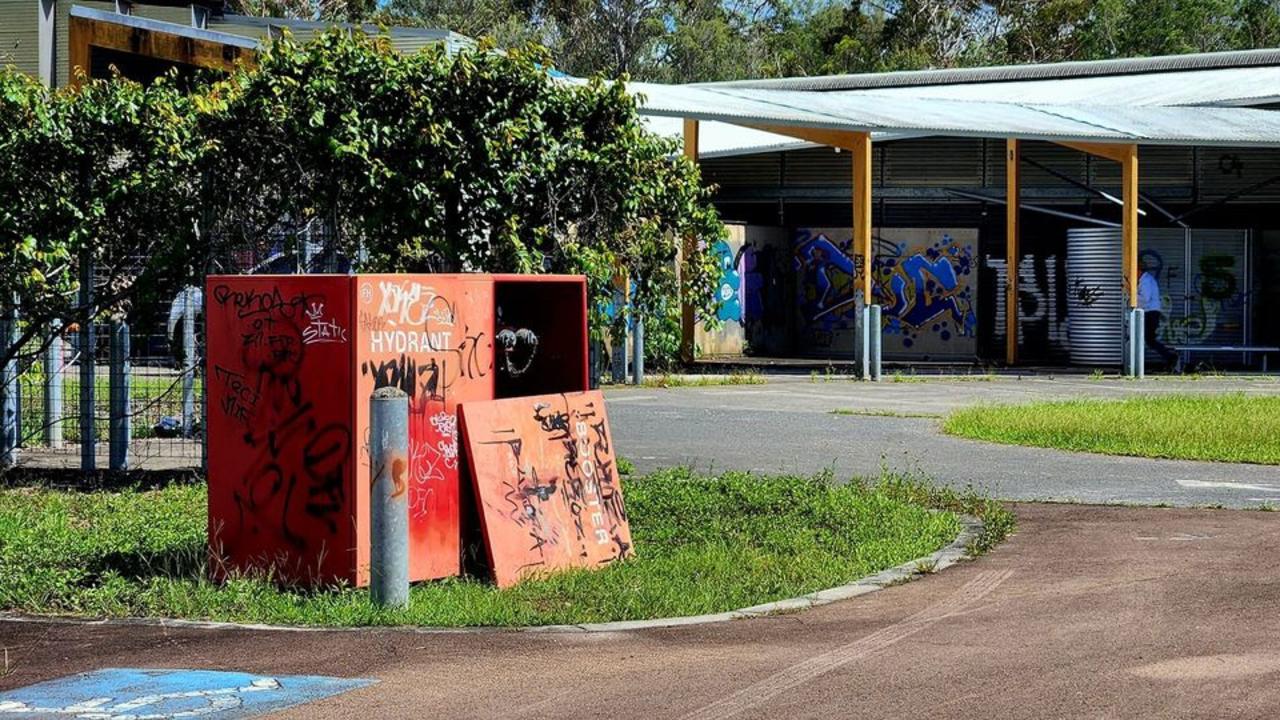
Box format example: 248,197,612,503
1144,310,1179,368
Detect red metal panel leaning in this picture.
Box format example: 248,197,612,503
459,390,633,589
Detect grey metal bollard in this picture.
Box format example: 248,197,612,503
631,315,645,386
369,387,410,609
44,322,63,448
858,304,872,381
181,294,196,437
869,304,883,382
1132,308,1146,379
1,305,18,467
108,319,130,472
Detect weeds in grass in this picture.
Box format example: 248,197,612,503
1089,369,1106,381
616,456,636,476
829,409,942,419
642,371,765,389
914,559,939,574
891,371,924,384
0,469,995,628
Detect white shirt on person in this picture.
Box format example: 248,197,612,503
1138,271,1163,313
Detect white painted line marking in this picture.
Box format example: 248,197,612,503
1175,479,1280,493
679,569,1014,720
604,395,658,403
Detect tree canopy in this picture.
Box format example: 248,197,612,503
1,33,723,366
360,0,1280,81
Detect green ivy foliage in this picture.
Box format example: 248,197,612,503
1,32,724,365
202,31,722,352
0,69,203,354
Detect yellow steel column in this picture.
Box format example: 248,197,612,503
853,132,873,303
1005,139,1020,365
680,118,700,364
1122,144,1140,307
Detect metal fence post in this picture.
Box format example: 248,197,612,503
869,304,883,382
370,387,410,608
181,292,196,436
1,303,18,468
108,319,130,472
44,321,63,448
79,255,96,472
631,314,645,386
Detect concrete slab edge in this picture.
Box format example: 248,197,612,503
0,515,983,636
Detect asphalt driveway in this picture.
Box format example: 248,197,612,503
606,375,1280,508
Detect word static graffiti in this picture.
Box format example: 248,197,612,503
793,228,978,353
0,668,372,719
206,279,354,581
460,391,632,588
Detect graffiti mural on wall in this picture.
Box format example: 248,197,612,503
712,239,743,323
793,230,859,350
874,230,977,352
695,226,792,357
1140,246,1250,346
793,228,978,356
985,253,1068,359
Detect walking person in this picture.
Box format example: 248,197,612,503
1138,257,1180,371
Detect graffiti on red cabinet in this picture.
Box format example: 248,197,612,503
461,391,632,588
359,279,489,521
211,283,352,552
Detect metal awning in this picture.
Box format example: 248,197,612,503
632,82,1280,148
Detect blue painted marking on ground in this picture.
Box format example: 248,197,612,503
0,668,373,718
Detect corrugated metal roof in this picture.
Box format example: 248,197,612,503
701,47,1280,91
835,66,1280,108
633,82,1280,149
74,7,468,57
72,6,260,49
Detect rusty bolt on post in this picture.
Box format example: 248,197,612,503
370,386,410,609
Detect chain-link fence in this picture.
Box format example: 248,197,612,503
1,221,346,476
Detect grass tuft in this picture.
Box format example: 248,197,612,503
641,371,766,388
943,393,1280,465
0,469,1009,628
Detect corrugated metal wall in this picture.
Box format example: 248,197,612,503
0,0,40,78
704,140,1280,202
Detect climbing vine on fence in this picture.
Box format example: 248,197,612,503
0,31,724,367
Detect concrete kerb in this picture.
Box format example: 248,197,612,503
0,515,984,636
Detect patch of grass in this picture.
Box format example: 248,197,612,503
890,371,924,383
830,408,942,419
641,371,766,388
943,393,1280,465
0,469,991,628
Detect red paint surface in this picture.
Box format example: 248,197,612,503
353,275,496,584
205,275,356,585
459,391,632,588
206,273,589,587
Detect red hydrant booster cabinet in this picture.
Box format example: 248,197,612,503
205,274,588,586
